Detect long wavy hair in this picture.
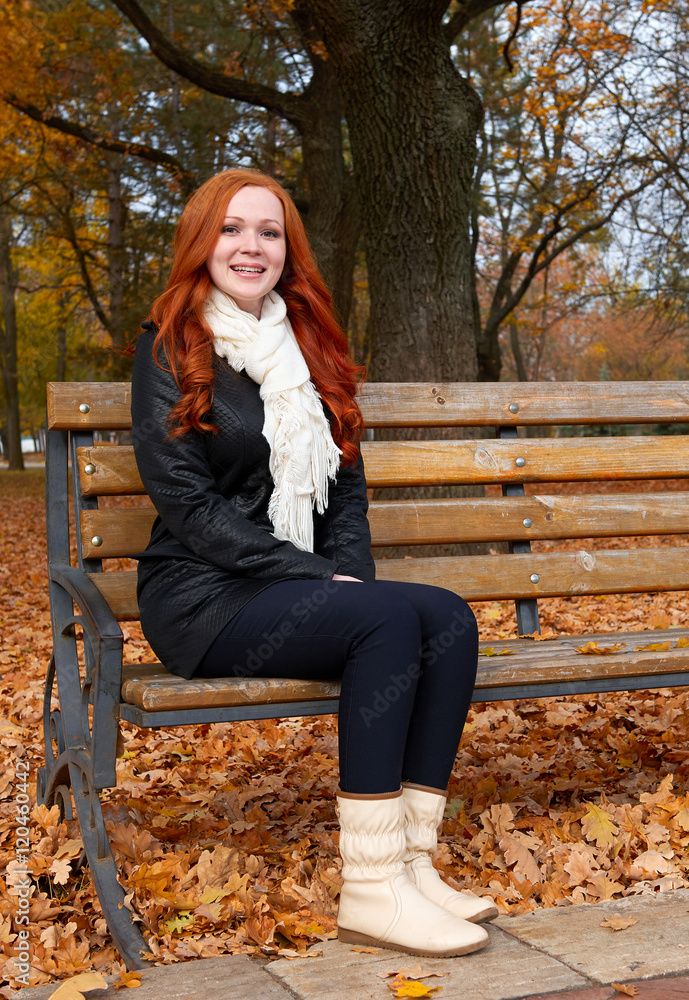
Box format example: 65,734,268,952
148,168,365,465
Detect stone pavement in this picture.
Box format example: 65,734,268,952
11,889,689,1000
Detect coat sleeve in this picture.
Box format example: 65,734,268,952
131,332,337,581
314,448,376,582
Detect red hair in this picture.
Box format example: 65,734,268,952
148,168,365,465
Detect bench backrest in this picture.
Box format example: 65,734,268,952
46,380,689,634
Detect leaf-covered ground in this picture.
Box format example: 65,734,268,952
1,469,688,990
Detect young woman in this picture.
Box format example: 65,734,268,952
131,168,495,958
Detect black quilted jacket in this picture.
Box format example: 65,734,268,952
131,326,375,678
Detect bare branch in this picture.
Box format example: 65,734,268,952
109,0,307,129
446,0,537,45
5,97,197,198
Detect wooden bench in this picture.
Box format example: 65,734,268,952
41,379,689,969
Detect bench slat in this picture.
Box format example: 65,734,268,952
87,545,689,619
48,382,133,430
81,493,689,558
121,674,341,712
369,493,689,545
363,438,689,487
82,509,156,559
118,627,689,713
376,547,689,598
359,381,689,427
49,380,689,429
77,437,689,496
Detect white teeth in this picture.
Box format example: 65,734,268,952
231,266,264,273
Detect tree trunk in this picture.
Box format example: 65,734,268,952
0,200,24,471
56,295,67,382
107,153,126,346
293,23,360,329
303,0,483,382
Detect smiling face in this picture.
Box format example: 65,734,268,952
205,185,287,318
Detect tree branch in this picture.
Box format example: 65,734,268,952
446,0,537,44
486,167,671,337
5,97,197,198
109,0,308,129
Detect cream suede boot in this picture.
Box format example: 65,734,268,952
402,783,499,924
336,789,489,957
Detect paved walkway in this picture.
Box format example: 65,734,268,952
12,889,689,999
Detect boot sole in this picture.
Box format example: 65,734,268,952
467,908,500,924
337,926,487,957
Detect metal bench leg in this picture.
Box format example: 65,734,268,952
40,640,150,970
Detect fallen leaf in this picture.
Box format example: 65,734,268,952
676,637,689,648
47,973,108,999
635,641,671,651
581,803,618,849
479,647,514,657
352,946,380,953
600,915,637,931
378,964,449,980
387,977,442,998
499,834,543,883
113,971,143,989
49,858,72,885
576,641,625,655
611,983,638,996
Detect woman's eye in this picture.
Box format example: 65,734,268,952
262,229,279,239
221,225,238,234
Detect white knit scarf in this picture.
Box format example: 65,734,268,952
205,287,341,552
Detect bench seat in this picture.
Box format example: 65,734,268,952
119,627,689,720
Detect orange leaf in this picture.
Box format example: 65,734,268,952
611,983,639,996
575,641,625,655
387,978,442,998
113,970,143,989
634,641,671,651
479,647,514,657
675,637,689,648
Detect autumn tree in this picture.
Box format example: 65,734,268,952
461,0,687,380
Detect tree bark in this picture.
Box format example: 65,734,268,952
106,153,126,346
0,200,24,471
302,0,483,382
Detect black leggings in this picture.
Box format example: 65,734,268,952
196,579,478,794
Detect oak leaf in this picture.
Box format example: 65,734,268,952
499,835,543,883
47,973,108,999
113,970,143,989
564,852,594,887
581,803,618,848
611,983,638,996
387,978,442,998
575,641,625,655
378,964,448,980
600,914,637,931
635,641,671,651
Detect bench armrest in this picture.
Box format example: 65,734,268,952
49,563,124,789
50,564,123,640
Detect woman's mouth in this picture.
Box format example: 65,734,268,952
231,265,265,274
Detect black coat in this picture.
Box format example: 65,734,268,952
131,326,375,678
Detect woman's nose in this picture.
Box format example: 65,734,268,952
240,230,260,253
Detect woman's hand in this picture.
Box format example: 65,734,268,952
332,574,363,582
